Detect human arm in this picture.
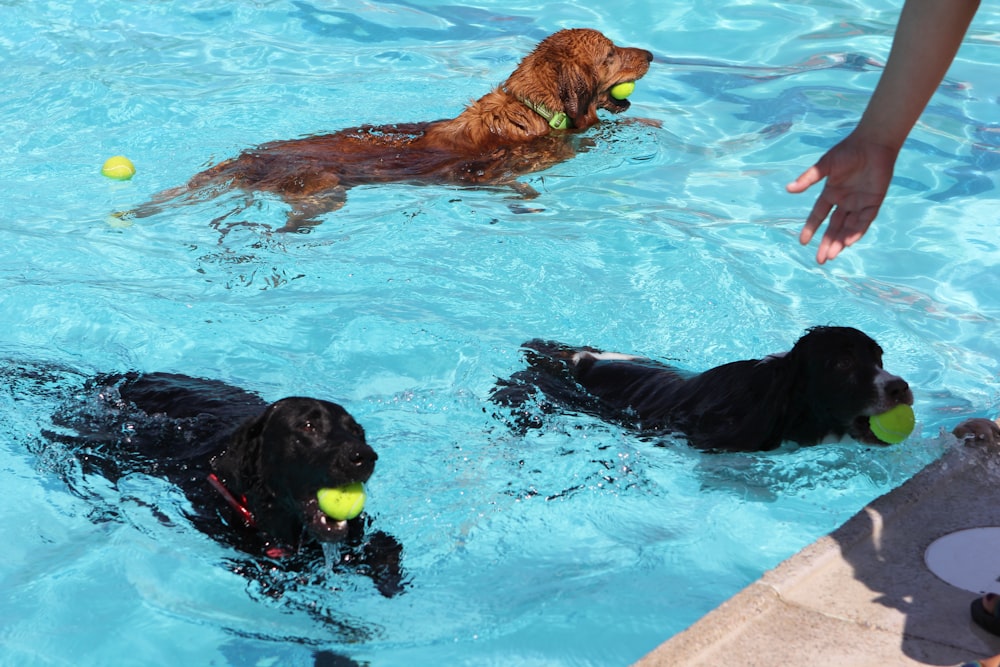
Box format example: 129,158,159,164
787,0,980,264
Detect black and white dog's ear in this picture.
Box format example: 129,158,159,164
673,361,797,452
693,407,790,452
677,406,779,451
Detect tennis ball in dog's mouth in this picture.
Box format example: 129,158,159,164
101,155,136,180
316,482,366,521
869,404,915,444
610,81,635,100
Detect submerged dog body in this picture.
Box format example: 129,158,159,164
45,371,403,595
492,326,914,452
127,28,653,229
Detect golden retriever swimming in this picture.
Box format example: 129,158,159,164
124,28,653,231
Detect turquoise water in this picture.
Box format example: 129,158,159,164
2,1,1000,665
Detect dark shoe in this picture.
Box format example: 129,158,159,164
971,593,1000,636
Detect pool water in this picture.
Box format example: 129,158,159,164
2,1,1000,665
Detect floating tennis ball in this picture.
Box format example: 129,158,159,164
610,81,635,100
101,155,136,180
316,482,366,521
869,404,915,444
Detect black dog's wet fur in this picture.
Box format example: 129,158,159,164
43,371,404,599
492,326,912,452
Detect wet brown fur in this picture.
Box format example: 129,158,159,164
126,29,652,231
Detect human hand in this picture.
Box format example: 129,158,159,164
786,133,899,264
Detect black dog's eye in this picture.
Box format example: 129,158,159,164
300,420,316,433
340,415,365,439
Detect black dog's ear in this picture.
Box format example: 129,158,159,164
212,404,275,493
556,63,599,130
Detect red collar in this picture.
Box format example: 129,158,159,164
207,473,255,527
207,473,292,559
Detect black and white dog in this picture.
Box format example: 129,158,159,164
492,326,914,452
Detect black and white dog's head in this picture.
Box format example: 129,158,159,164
777,326,913,446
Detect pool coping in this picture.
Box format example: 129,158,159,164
634,436,1000,667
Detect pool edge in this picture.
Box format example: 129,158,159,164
634,438,1000,666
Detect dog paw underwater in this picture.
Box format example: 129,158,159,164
13,364,407,619
116,28,653,231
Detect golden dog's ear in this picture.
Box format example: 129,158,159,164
556,62,600,130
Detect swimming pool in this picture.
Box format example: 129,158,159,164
2,0,999,665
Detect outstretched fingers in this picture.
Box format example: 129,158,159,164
798,191,835,246
814,203,879,264
785,164,825,195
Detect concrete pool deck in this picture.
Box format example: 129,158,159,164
635,435,1000,667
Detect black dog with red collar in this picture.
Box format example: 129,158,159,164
44,370,404,599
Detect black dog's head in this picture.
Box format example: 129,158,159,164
211,397,377,547
787,326,913,445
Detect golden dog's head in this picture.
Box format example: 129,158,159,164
505,28,653,131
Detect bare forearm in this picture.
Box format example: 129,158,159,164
854,0,979,149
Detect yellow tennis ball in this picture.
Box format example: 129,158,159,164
316,482,366,521
610,81,635,100
869,404,915,444
101,155,136,180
